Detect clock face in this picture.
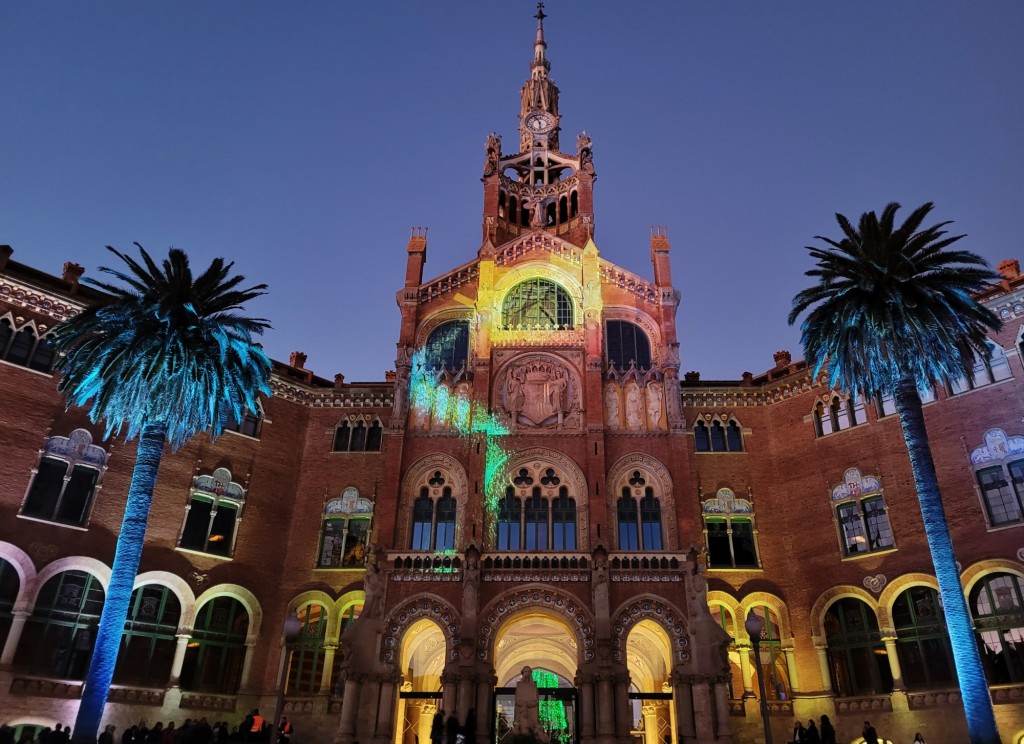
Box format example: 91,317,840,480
526,113,552,133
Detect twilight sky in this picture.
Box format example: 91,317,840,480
3,2,1023,382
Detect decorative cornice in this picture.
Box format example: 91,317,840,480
0,277,88,324
269,377,392,408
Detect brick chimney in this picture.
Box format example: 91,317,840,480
334,373,346,389
289,351,307,369
385,370,397,382
683,371,700,383
741,371,754,386
0,245,12,271
997,259,1020,281
773,350,792,368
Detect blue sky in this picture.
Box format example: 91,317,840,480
3,2,1023,382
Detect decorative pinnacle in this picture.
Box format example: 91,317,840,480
532,2,550,74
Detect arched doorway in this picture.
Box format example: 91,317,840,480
626,619,673,744
492,610,579,744
395,618,447,744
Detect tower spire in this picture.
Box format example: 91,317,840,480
532,2,550,79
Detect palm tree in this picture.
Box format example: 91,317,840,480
789,202,1001,744
51,244,272,744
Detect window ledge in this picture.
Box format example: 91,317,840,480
694,451,745,455
223,429,261,442
329,450,383,455
949,376,1015,399
707,566,762,572
0,359,56,378
17,513,89,531
815,423,869,439
313,566,368,571
841,547,897,562
175,547,233,562
984,520,1024,533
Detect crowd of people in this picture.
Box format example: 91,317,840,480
0,711,294,744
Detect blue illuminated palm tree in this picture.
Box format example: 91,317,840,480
789,202,1001,744
52,244,272,744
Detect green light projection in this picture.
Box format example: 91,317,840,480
532,668,569,744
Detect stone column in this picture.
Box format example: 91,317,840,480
735,643,753,697
672,675,695,744
882,636,905,691
596,675,615,740
168,631,192,686
713,680,733,740
814,644,833,693
320,644,337,694
475,673,494,743
377,676,397,739
239,637,259,692
783,646,800,695
690,679,714,742
0,611,30,667
418,703,437,744
642,703,658,744
614,677,632,740
457,674,473,720
578,676,596,741
337,677,360,743
662,682,676,744
442,675,457,718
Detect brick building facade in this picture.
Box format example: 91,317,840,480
1,9,1024,744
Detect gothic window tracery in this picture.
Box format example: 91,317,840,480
333,417,383,453
0,317,56,372
410,470,458,552
605,320,651,371
616,470,662,551
423,320,470,372
694,417,744,452
813,393,866,437
494,465,577,551
502,278,574,331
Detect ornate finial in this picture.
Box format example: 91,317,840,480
536,2,546,24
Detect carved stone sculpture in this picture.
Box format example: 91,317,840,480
625,384,644,430
500,358,575,428
605,384,621,428
512,666,542,738
646,382,663,429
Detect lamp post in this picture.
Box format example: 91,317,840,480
272,610,303,738
744,609,773,744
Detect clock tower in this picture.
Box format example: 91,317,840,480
480,3,597,248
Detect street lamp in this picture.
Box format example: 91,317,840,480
744,609,773,744
272,610,304,737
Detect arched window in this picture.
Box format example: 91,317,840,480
0,558,20,653
502,278,574,330
411,491,434,551
815,394,866,436
559,196,568,223
113,584,181,688
703,488,758,569
617,471,663,551
179,467,245,558
524,491,549,550
333,421,351,452
570,191,579,217
22,429,107,526
409,472,459,553
435,491,456,551
552,488,577,550
892,586,954,689
16,570,104,679
605,320,652,370
951,341,1013,394
28,335,56,372
365,420,383,451
287,602,328,696
318,489,373,568
640,488,663,550
6,326,36,366
970,572,1024,684
830,468,894,557
423,320,470,372
824,598,892,696
497,489,522,551
694,421,711,452
694,418,743,452
0,318,12,357
350,420,367,452
746,606,790,700
180,597,249,694
226,401,263,438
971,429,1024,527
495,465,577,552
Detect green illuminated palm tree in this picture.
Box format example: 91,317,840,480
789,202,1001,744
51,244,272,744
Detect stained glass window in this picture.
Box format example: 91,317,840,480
502,278,573,330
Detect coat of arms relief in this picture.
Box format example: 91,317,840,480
496,353,581,430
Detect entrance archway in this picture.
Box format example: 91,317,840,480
626,619,673,744
395,618,447,744
493,610,580,744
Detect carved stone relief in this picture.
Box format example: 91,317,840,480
495,353,581,430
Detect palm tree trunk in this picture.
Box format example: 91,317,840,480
71,421,168,744
893,377,1000,744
